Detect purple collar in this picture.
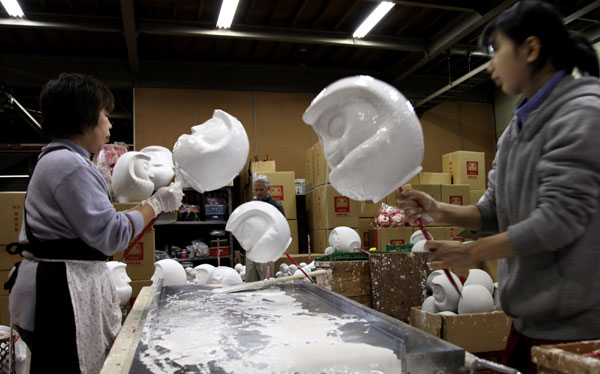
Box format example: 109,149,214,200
515,70,566,125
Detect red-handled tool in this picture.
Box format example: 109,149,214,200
398,187,462,297
119,212,163,262
284,252,315,283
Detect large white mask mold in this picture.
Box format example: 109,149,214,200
207,266,243,286
226,201,292,263
431,271,463,312
303,75,424,202
106,261,132,307
172,110,249,192
328,226,361,252
112,152,155,202
140,145,175,189
152,259,187,286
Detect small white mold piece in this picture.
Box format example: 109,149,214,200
458,284,494,314
421,295,438,313
464,269,494,295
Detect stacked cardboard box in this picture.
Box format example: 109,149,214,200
442,151,486,189
113,203,157,305
0,192,26,325
410,307,512,353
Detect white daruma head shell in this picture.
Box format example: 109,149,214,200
226,201,291,263
172,110,249,193
303,75,424,202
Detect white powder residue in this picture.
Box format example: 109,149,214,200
137,288,403,373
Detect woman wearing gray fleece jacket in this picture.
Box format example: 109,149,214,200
398,2,600,373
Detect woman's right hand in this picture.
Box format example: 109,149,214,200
396,189,443,225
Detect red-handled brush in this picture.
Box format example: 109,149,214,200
398,187,462,297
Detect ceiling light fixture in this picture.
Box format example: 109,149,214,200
353,1,395,39
216,0,240,29
1,0,24,18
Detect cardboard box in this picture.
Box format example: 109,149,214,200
444,227,469,242
316,260,372,307
443,151,486,190
304,146,314,191
0,192,26,245
410,307,512,353
0,295,9,326
306,188,316,233
113,228,156,280
370,252,429,322
482,259,499,283
0,245,20,271
310,228,360,253
369,227,414,251
313,143,330,187
419,172,451,184
259,171,297,220
313,184,358,230
402,184,442,203
251,160,276,174
357,191,397,218
358,218,373,250
441,184,470,206
470,189,486,205
412,226,447,241
406,173,420,185
287,219,299,254
309,230,328,253
532,340,600,374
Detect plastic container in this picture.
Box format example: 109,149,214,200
205,204,226,215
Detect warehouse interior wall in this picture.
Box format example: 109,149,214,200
134,88,496,180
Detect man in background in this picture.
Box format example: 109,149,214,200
245,174,285,282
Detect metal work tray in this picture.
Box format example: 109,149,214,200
129,281,464,373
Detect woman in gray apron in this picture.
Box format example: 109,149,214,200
7,73,183,374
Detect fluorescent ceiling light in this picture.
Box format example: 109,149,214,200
1,0,24,17
216,0,240,29
353,1,395,39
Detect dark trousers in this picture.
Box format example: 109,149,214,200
502,323,573,374
20,262,81,373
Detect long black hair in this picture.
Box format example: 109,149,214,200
480,0,599,77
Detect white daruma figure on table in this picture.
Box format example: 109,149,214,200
140,145,175,189
152,259,187,286
226,201,292,263
105,261,132,307
112,151,155,202
328,226,361,252
302,75,424,202
172,109,249,193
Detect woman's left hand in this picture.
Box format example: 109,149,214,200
425,240,477,270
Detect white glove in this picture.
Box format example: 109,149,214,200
143,182,184,217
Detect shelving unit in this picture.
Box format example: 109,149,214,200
154,187,234,267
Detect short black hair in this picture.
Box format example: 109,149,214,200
480,0,599,77
40,73,114,139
